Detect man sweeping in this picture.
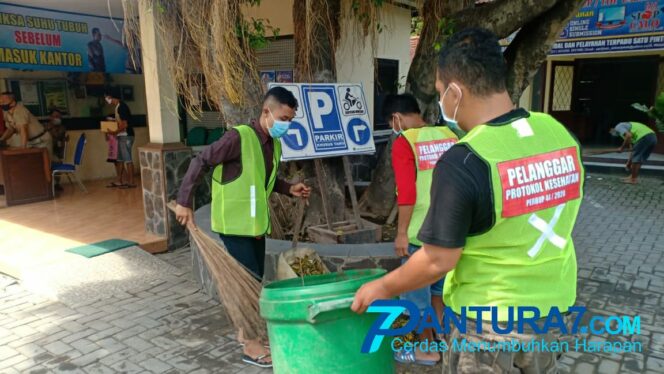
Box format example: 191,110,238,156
175,86,311,368
353,28,584,373
609,121,658,184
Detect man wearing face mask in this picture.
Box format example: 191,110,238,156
353,28,583,373
175,86,310,368
382,93,457,366
0,92,53,160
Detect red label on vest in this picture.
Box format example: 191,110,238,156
415,138,457,170
497,147,581,218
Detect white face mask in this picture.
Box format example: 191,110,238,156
52,118,62,125
105,97,113,105
439,83,462,130
392,114,403,135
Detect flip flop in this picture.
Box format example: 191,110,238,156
106,182,125,188
242,354,272,368
394,350,438,366
621,178,638,185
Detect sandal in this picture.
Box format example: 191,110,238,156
106,182,125,188
394,350,438,366
242,354,272,368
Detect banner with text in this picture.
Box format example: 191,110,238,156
551,0,664,55
268,83,375,160
0,3,140,73
498,147,582,218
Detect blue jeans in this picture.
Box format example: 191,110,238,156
399,244,444,314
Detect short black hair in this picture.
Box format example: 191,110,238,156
381,94,421,122
437,28,507,96
264,86,298,110
92,28,101,35
1,91,15,100
104,88,119,99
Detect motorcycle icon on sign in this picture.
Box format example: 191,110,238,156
343,88,363,111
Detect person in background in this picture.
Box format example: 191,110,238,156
174,87,311,368
45,109,67,161
0,92,53,160
610,121,658,184
88,28,106,72
104,91,136,188
382,93,458,366
353,28,584,373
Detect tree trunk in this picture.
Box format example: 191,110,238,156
454,0,559,38
292,0,346,226
359,137,395,218
405,0,473,123
504,0,585,102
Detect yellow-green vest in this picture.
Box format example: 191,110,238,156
626,122,655,144
211,125,281,236
401,126,458,245
445,112,584,321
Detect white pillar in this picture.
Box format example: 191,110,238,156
139,0,180,144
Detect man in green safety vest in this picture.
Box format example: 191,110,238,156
353,28,584,373
382,93,457,366
610,121,658,184
175,87,311,368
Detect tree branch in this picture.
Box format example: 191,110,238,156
504,0,584,102
454,0,559,38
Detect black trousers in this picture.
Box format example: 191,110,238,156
218,234,266,280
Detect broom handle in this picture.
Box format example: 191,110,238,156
167,200,197,232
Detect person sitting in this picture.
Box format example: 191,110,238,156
45,109,67,161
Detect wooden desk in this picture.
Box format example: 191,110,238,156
0,148,53,206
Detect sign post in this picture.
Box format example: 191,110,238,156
269,83,378,243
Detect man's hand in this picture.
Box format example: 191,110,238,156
616,147,624,153
290,183,311,198
394,233,409,258
351,278,391,314
175,204,195,227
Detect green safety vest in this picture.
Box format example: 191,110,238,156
445,112,584,321
625,122,655,144
211,125,281,236
401,126,458,245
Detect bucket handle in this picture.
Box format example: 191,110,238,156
307,297,355,323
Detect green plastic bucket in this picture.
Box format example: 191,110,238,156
260,269,394,374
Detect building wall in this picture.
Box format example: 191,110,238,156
336,2,412,126
242,0,295,36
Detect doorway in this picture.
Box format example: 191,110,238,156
550,56,659,146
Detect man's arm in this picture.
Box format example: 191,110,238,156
391,136,417,257
618,132,632,152
18,125,28,147
0,126,15,143
351,244,461,313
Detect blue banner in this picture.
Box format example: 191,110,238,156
551,0,664,55
0,3,140,73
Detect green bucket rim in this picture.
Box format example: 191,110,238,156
261,269,386,302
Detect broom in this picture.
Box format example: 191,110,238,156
167,201,267,340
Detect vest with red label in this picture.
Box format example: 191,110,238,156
401,126,458,246
445,112,584,321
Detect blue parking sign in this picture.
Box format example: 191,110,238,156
268,82,375,160
302,85,348,152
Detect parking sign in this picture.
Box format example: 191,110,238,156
268,83,375,160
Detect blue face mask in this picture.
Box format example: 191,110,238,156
392,115,403,136
440,84,462,130
268,110,291,138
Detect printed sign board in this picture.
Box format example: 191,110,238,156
550,0,664,55
0,3,139,73
268,83,375,161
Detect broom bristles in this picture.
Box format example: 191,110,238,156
168,203,267,340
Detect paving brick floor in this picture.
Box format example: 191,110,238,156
0,172,663,373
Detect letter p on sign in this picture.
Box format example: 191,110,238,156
308,91,334,129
